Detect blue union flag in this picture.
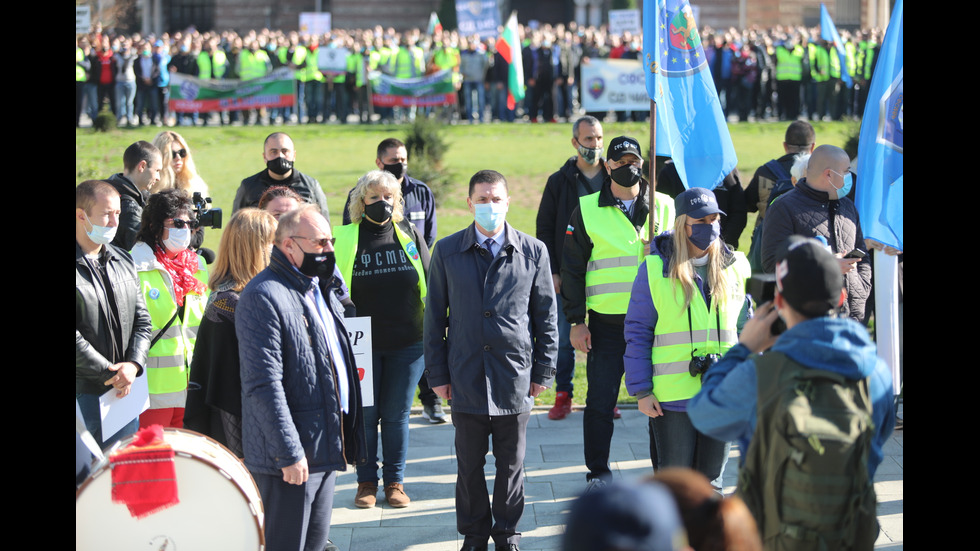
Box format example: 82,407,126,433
642,0,736,190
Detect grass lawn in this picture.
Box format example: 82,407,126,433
76,119,859,408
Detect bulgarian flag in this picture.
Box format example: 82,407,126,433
427,12,443,35
495,11,525,110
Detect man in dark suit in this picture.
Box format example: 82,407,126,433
424,170,558,551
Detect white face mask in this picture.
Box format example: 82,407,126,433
84,212,117,245
163,227,192,254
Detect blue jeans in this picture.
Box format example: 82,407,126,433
356,341,425,485
648,409,730,491
582,318,626,481
462,81,486,122
76,392,139,450
115,81,136,122
554,298,576,395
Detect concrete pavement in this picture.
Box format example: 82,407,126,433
329,404,904,551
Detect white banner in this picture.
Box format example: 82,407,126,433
317,47,350,74
345,316,374,408
608,9,640,35
580,58,648,112
76,6,91,34
299,12,332,36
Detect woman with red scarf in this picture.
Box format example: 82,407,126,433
131,189,209,428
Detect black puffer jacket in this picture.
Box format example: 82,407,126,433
760,178,871,322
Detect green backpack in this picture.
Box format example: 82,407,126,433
737,351,878,551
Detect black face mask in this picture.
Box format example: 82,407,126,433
382,162,406,181
610,164,642,187
364,200,393,223
298,250,336,279
267,157,294,176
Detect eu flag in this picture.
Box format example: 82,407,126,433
856,0,903,250
642,0,737,190
820,3,853,88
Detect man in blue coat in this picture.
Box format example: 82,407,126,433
237,204,365,551
424,170,558,551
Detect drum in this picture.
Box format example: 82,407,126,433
76,428,264,550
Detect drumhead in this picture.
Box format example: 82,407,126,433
76,428,264,551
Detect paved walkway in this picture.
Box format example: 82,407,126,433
328,404,903,551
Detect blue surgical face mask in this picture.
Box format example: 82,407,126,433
163,227,192,254
688,220,721,251
829,169,853,199
84,212,117,246
474,202,507,233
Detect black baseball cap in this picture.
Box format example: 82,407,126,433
775,236,844,317
607,136,642,162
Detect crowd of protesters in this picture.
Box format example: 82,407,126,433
76,19,885,128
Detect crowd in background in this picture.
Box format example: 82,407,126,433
75,19,886,128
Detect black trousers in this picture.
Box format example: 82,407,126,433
452,410,530,547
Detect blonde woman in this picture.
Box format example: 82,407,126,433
624,188,752,490
335,170,430,509
185,208,277,457
152,130,209,196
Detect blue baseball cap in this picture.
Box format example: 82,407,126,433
675,187,726,219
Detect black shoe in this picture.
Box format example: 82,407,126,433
323,540,339,551
422,402,448,424
460,545,487,551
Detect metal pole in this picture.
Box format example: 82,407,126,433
648,99,657,243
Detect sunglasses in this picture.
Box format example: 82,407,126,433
168,218,199,229
291,236,335,248
172,148,188,159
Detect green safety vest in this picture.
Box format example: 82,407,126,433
333,222,427,303
646,252,749,402
76,47,87,81
389,46,423,78
860,43,877,79
845,41,857,76
579,191,675,315
211,50,227,79
348,51,365,87
239,49,269,80
775,45,804,81
138,255,209,408
809,44,829,82
196,51,212,79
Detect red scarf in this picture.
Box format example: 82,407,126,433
153,246,207,306
110,425,179,518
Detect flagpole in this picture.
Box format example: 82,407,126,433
648,99,657,243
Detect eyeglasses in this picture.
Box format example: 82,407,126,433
168,218,199,229
291,236,335,248
172,149,188,159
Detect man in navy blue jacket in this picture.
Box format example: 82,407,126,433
237,204,365,551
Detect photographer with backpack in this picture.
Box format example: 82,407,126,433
688,236,895,550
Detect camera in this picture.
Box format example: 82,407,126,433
192,192,222,230
689,352,720,377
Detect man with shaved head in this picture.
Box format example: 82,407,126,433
760,144,871,322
